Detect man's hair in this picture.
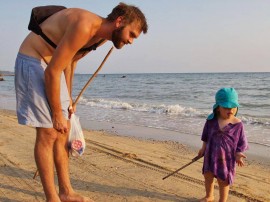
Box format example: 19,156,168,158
107,2,148,34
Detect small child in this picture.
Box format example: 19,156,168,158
198,88,248,202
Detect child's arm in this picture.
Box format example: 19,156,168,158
235,123,248,167
235,152,246,167
198,141,206,157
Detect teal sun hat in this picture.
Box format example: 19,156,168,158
207,87,240,120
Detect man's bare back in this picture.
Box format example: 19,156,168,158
19,8,104,63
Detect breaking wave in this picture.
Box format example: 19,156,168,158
78,97,270,126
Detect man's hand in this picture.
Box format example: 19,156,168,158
236,152,246,167
68,105,76,119
53,113,68,134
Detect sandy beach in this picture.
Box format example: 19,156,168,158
0,109,269,202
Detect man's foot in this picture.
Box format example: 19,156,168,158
59,192,94,202
199,197,214,202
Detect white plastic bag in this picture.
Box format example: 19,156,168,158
68,114,86,157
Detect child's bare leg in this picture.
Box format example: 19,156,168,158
200,172,215,202
217,178,229,202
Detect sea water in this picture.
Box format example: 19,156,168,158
1,72,269,147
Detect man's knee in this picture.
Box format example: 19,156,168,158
36,128,59,143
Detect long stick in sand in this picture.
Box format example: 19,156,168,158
33,46,114,179
162,155,202,180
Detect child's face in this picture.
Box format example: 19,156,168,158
217,106,238,119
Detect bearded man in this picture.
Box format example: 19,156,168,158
14,3,148,201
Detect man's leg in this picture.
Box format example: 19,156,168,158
35,128,61,202
54,121,93,202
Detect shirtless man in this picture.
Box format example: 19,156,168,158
14,3,148,202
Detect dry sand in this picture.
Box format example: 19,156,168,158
0,109,269,202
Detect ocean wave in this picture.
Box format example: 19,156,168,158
78,97,203,117
78,97,270,127
79,97,134,110
240,103,270,108
240,116,270,126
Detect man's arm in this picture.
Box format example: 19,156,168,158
44,20,94,133
64,61,76,102
64,60,78,117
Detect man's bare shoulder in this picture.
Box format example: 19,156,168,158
63,8,102,24
59,8,103,33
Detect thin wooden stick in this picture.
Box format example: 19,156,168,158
33,169,39,179
33,47,114,179
73,46,114,105
162,155,202,180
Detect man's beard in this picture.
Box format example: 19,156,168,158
112,26,125,49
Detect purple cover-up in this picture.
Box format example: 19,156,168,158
201,118,248,185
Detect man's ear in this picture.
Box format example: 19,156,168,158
115,16,124,28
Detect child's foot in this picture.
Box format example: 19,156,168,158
59,192,94,202
199,197,214,202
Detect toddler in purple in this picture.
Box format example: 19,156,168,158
198,88,248,202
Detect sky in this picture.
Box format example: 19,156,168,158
0,0,270,74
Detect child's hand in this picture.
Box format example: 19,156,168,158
198,142,206,157
235,152,246,167
198,148,205,158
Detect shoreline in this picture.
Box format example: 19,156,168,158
0,109,270,201
80,116,270,165
2,108,270,164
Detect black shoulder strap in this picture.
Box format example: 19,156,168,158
79,39,106,52
39,32,57,49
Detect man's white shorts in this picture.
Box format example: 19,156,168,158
14,53,70,128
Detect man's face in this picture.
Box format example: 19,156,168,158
112,21,141,49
